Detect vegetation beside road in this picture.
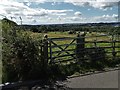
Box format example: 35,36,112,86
1,18,120,84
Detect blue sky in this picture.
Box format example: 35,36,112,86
0,0,119,25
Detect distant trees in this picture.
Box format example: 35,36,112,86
31,27,39,32
68,30,76,34
31,26,49,33
39,25,47,33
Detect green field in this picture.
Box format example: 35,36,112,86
28,31,120,65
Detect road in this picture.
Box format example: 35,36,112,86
64,70,119,88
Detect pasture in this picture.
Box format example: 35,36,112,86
20,30,119,78
30,31,120,65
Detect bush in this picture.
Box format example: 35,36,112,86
68,30,76,34
2,19,50,83
3,30,45,82
87,47,106,70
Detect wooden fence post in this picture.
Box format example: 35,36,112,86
43,34,48,68
76,32,85,62
111,34,116,60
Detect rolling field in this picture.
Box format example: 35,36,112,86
30,31,120,52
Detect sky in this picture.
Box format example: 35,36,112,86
0,0,119,25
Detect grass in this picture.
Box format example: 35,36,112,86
32,31,120,67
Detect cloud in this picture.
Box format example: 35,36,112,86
89,1,118,10
47,9,73,13
91,14,118,22
26,2,32,6
64,0,119,10
0,0,72,19
14,0,46,3
66,16,86,22
0,0,74,24
66,14,118,23
48,17,52,20
74,11,82,17
0,0,29,17
32,19,37,23
112,14,118,19
46,9,72,16
26,16,33,19
51,2,56,5
0,0,118,24
57,16,62,21
14,0,65,3
23,8,48,17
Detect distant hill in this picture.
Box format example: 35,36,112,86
18,22,120,27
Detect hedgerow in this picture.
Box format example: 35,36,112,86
2,18,49,83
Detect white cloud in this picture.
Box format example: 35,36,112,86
0,0,118,24
91,14,118,22
66,16,86,22
14,0,46,3
14,0,64,3
65,14,118,23
64,0,119,10
26,2,32,6
52,13,67,16
48,17,52,20
23,8,48,17
47,9,73,13
32,19,37,23
112,14,118,19
26,16,33,19
51,2,56,5
46,9,72,16
0,0,29,17
65,0,89,6
0,0,73,24
57,16,62,21
89,1,117,10
74,11,82,17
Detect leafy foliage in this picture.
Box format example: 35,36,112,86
2,18,48,83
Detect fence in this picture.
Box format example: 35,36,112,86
42,33,120,65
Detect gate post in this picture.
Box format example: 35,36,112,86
43,34,48,68
76,32,85,62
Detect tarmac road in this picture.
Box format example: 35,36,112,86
65,70,119,88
